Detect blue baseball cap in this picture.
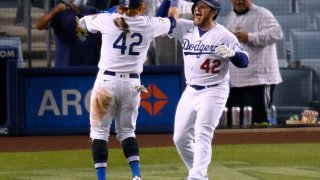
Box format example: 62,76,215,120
121,0,143,9
192,0,221,13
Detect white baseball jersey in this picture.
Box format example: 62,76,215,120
172,19,248,86
81,13,171,73
172,18,248,179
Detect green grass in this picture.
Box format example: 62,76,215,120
0,143,320,179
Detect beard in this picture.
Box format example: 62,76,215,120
193,13,212,29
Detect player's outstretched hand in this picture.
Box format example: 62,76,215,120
215,44,235,58
76,17,87,32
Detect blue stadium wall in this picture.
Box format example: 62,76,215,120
1,62,185,136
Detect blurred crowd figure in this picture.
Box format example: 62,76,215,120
35,0,100,67
223,0,283,125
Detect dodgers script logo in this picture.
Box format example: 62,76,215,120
182,39,218,58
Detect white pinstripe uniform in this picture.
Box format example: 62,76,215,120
172,18,248,179
80,13,171,142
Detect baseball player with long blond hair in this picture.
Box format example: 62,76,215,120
157,0,249,179
78,0,176,179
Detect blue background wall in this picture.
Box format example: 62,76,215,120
14,66,185,136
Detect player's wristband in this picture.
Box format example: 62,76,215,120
167,16,176,35
230,52,249,68
170,0,179,7
168,16,176,30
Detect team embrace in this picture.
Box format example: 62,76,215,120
77,0,248,179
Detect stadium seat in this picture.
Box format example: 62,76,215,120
275,15,311,61
278,59,288,68
254,0,293,15
300,59,320,101
273,68,314,125
314,13,320,29
290,29,320,60
295,0,320,16
216,16,226,24
218,0,233,17
275,14,311,40
276,36,287,60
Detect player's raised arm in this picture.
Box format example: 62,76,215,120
35,3,68,30
155,0,178,34
76,4,119,34
156,0,179,20
168,0,180,20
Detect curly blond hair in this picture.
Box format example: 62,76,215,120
114,2,146,33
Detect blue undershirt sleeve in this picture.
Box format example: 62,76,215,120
156,0,170,17
230,52,249,68
168,16,176,32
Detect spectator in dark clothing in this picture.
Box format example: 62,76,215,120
35,0,100,67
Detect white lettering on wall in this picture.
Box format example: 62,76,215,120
37,89,92,116
0,127,9,135
0,50,16,58
38,90,61,116
85,89,92,113
62,90,82,115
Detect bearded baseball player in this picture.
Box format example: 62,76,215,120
78,0,176,179
158,0,249,179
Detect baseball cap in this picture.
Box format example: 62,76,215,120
121,0,143,9
192,0,221,13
